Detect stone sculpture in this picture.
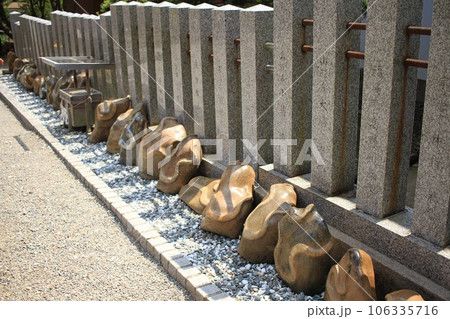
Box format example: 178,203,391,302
274,204,334,295
179,176,220,214
12,58,28,79
45,75,58,105
33,75,45,96
238,184,297,264
138,117,187,180
157,135,203,194
385,290,424,301
324,248,377,301
7,51,17,72
201,164,255,239
119,111,148,166
50,72,76,111
90,95,131,144
107,102,146,154
19,64,39,91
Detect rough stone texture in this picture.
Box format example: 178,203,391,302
412,0,450,248
310,0,360,195
212,5,242,165
9,12,23,58
18,15,31,61
324,248,377,301
153,2,175,119
259,164,450,297
240,5,274,169
169,3,195,133
111,2,128,97
0,99,192,301
60,12,71,57
50,11,63,57
124,2,143,106
68,13,79,56
356,0,423,218
138,2,158,124
75,14,86,56
90,16,107,94
39,20,52,76
100,12,118,99
201,164,255,238
189,3,216,152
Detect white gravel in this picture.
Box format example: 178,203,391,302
0,75,324,301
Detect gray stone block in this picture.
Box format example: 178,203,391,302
153,1,176,119
111,2,128,97
212,5,242,165
189,3,216,152
240,5,274,170
138,2,158,124
412,0,450,248
169,3,195,133
100,11,118,99
356,0,422,218
310,0,360,195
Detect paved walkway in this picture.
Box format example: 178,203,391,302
0,100,192,300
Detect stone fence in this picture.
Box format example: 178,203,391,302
9,0,449,299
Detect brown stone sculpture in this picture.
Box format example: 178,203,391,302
18,64,38,90
238,184,297,264
201,164,255,239
7,51,17,72
138,117,187,180
274,204,334,295
12,58,28,79
90,95,131,144
33,75,45,95
50,72,76,110
324,248,377,301
119,111,148,166
385,290,424,301
157,135,203,194
107,102,146,154
45,75,58,105
179,176,220,214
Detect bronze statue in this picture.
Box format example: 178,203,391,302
138,117,186,180
157,135,203,194
20,65,39,91
324,248,377,301
238,183,297,264
385,290,424,301
107,102,146,154
119,111,148,166
179,176,220,214
90,95,131,144
201,164,255,239
274,204,334,295
12,58,29,79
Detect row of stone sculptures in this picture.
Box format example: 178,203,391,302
7,50,425,301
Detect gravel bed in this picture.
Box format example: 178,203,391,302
0,75,324,301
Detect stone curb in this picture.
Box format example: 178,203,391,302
0,81,233,301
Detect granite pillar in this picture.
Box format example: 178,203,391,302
153,1,175,118
240,5,274,169
75,14,86,56
356,0,423,218
273,0,313,177
169,3,195,133
412,0,450,248
9,12,22,58
137,3,157,123
189,3,216,152
124,2,143,106
60,12,71,56
91,16,107,94
212,5,242,165
68,13,79,56
111,2,128,97
311,0,360,195
18,16,31,61
100,11,117,99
